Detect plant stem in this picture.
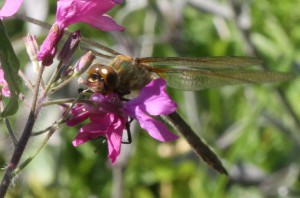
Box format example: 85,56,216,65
42,98,75,106
0,64,45,198
4,118,18,147
49,75,75,94
44,60,63,95
18,70,34,92
14,93,84,174
0,102,18,147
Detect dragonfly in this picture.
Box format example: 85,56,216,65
85,54,293,95
84,54,294,176
19,15,295,175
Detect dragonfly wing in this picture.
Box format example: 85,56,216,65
156,70,295,91
140,56,262,69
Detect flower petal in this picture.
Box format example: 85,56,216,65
0,68,10,97
80,14,124,31
90,113,110,123
113,0,123,4
37,24,65,66
72,122,106,146
66,111,89,126
125,79,177,116
106,117,124,163
70,104,85,115
88,93,123,114
56,0,123,31
0,0,23,19
1,87,10,97
66,104,89,126
132,107,178,142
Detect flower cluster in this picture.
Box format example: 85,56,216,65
1,0,179,166
38,0,124,66
67,79,178,163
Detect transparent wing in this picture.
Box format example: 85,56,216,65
155,69,295,91
139,56,262,69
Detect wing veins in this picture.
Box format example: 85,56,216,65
155,68,294,90
139,56,262,69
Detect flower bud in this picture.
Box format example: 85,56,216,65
61,66,74,78
74,51,95,76
37,24,65,66
23,34,40,72
23,34,39,61
58,30,81,65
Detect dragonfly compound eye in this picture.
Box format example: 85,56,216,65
87,64,119,93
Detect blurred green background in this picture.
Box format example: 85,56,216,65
1,0,300,197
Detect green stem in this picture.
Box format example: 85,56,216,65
42,98,75,106
4,118,18,147
0,102,18,147
49,75,76,94
42,98,92,107
18,70,34,92
44,60,63,95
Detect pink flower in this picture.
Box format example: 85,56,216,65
0,68,11,97
67,79,178,163
56,0,124,31
123,79,178,141
38,0,124,66
0,0,23,19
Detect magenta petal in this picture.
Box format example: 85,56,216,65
0,0,23,19
133,107,178,142
90,93,123,113
125,79,177,116
81,122,107,134
70,104,85,115
37,24,65,66
106,118,124,163
72,122,106,146
56,0,123,31
66,111,89,126
81,15,124,31
90,93,106,103
113,0,123,4
90,113,110,123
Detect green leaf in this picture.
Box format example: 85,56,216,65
0,20,22,117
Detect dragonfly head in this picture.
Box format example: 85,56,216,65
86,64,119,94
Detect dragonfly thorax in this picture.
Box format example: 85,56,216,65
108,55,152,94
